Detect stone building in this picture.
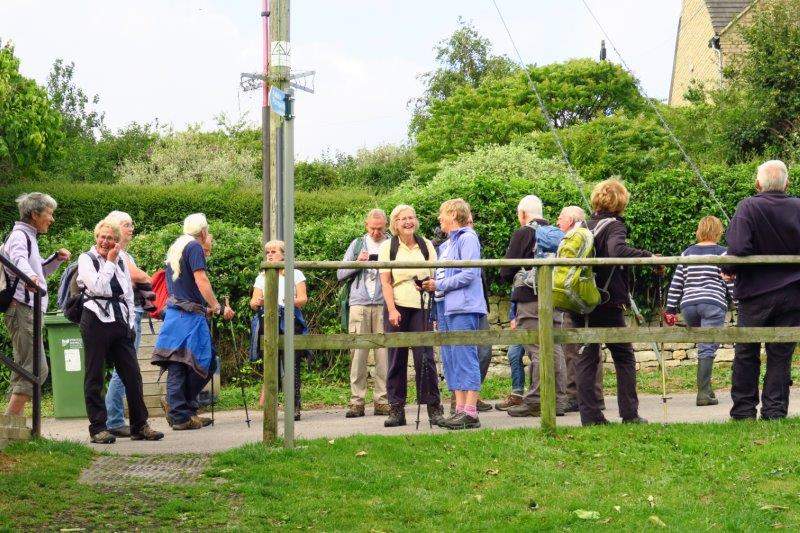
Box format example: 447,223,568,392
668,0,763,106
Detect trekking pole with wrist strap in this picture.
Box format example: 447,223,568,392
628,293,670,423
224,296,251,428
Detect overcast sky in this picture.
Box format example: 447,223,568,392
1,0,681,160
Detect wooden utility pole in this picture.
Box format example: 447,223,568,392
269,0,290,240
261,0,270,245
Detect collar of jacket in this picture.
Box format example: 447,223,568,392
755,190,789,198
13,221,38,237
592,211,624,223
447,226,474,240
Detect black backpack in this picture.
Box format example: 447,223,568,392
0,230,32,312
389,234,431,261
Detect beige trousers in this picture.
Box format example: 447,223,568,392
348,305,388,406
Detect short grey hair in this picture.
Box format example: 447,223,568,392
517,195,543,220
560,205,586,223
757,160,789,192
16,192,57,221
365,208,387,223
106,210,133,226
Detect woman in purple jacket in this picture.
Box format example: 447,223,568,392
422,199,487,430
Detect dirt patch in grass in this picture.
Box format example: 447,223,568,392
0,452,18,473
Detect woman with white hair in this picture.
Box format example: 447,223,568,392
151,213,234,431
3,192,70,418
102,210,154,438
378,204,444,428
77,218,162,444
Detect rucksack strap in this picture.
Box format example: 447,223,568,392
389,236,400,262
2,229,33,305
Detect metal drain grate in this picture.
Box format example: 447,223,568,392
79,455,209,485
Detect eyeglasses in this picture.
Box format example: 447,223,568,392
122,222,134,229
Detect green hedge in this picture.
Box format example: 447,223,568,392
0,182,376,234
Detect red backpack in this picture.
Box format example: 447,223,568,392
149,269,170,319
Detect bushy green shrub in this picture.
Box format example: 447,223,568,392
522,115,684,183
295,145,416,192
0,181,376,234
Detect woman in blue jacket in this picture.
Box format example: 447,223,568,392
422,199,487,430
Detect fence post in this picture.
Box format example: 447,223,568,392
537,265,556,435
262,268,279,444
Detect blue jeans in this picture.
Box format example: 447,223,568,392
166,361,213,424
681,304,726,359
507,344,525,394
106,309,143,429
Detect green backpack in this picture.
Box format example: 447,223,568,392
552,219,615,314
338,237,365,332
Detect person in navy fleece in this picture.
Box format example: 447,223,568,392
721,160,800,421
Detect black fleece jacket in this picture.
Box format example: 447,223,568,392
588,212,652,308
499,219,547,303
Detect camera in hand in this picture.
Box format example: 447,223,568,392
368,253,379,261
413,275,431,290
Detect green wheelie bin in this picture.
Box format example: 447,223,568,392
44,313,87,418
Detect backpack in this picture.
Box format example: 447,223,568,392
512,221,565,294
337,237,365,332
552,218,616,314
0,230,33,312
62,252,127,324
148,269,169,319
389,234,431,262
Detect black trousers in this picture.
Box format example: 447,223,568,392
386,305,440,407
731,283,800,420
575,306,639,424
80,311,148,435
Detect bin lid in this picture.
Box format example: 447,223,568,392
43,312,75,326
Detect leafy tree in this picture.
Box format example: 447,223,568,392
0,41,63,180
414,58,644,166
46,59,104,139
409,18,514,136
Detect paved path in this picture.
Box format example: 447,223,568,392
41,389,800,455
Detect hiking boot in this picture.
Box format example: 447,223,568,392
507,403,541,417
160,396,174,428
373,403,390,416
476,397,492,412
130,424,165,441
346,404,365,418
696,358,719,406
583,418,609,427
427,403,446,426
172,417,204,430
495,393,524,411
564,398,579,413
193,415,213,427
384,404,406,427
622,416,648,425
443,412,481,430
108,425,131,438
90,430,116,444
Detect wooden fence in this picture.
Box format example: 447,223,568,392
260,255,800,446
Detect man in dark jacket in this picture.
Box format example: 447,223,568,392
499,195,568,417
722,160,800,420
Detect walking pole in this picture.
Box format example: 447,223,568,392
628,294,669,423
415,288,425,430
225,296,251,427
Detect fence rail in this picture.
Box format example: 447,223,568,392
260,255,800,445
0,251,46,438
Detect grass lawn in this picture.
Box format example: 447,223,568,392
2,419,800,530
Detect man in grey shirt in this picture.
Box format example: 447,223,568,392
337,209,390,418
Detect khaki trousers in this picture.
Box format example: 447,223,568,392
348,304,388,406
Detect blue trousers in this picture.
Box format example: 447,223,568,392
438,305,482,392
681,304,726,359
106,309,143,429
507,344,526,394
166,361,212,424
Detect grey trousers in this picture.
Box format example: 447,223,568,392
563,313,603,402
515,301,567,409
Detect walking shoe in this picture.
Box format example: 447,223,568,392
160,396,174,428
373,403,390,416
108,425,131,438
384,404,406,427
427,403,446,426
172,417,204,430
495,393,524,411
564,398,579,413
507,403,541,417
583,418,609,426
476,397,492,412
622,416,648,424
90,430,116,444
443,412,481,430
193,415,213,427
130,424,165,441
346,404,365,418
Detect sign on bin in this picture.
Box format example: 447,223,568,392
63,339,82,372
